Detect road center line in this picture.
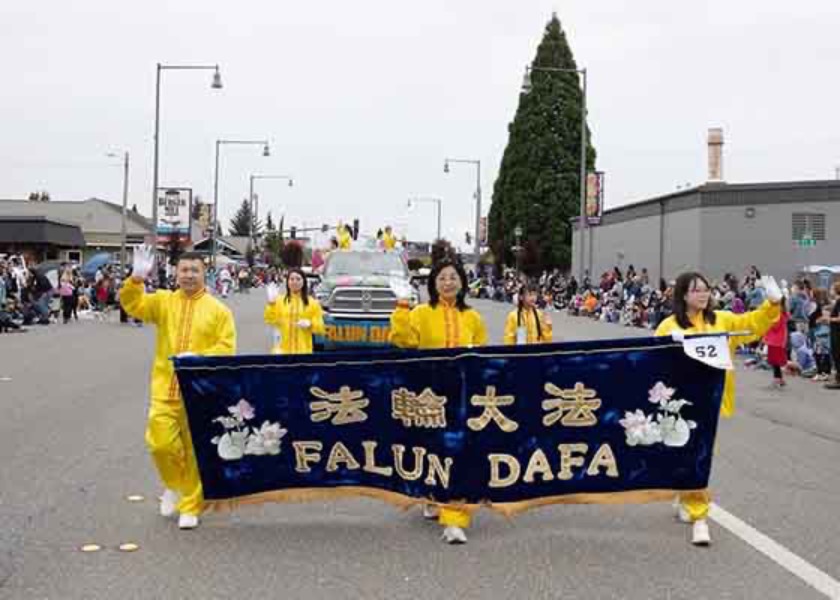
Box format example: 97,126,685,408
710,503,840,599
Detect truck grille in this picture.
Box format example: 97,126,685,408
330,287,397,314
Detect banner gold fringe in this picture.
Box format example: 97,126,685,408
202,486,707,517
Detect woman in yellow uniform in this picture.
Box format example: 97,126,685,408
382,225,397,251
390,257,488,544
264,268,325,354
337,223,352,250
655,271,781,545
503,282,553,345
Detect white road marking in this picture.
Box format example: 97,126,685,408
710,503,840,599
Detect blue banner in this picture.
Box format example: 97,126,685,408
174,336,725,513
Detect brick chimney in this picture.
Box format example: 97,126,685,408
707,127,724,182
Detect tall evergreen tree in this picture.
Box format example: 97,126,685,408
489,13,596,274
229,198,253,236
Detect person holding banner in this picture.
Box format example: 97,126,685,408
264,267,325,355
120,247,237,530
503,282,553,345
655,271,782,545
390,255,488,544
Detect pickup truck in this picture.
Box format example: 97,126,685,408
312,250,418,350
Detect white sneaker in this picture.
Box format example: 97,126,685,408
422,504,440,520
441,526,467,544
691,519,711,546
159,489,179,518
178,514,199,530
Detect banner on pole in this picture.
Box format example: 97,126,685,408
586,172,604,225
175,336,725,514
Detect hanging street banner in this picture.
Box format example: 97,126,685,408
586,171,604,225
174,336,726,515
156,187,192,243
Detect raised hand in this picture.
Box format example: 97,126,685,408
131,244,155,281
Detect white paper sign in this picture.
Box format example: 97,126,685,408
682,336,733,370
516,326,528,345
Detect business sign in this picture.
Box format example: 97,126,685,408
156,187,192,243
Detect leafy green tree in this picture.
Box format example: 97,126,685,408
489,12,596,273
229,198,253,236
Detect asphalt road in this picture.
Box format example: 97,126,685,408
1,293,838,599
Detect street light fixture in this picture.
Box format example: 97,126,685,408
249,174,295,244
522,64,588,282
211,67,223,89
211,139,272,267
443,157,481,262
407,196,442,241
151,62,223,254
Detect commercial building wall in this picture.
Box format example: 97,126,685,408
662,207,702,282
575,181,840,284
700,202,840,283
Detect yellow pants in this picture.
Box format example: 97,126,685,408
145,399,203,516
680,490,711,521
439,507,471,529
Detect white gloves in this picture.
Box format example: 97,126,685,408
671,330,686,342
265,283,280,304
761,275,783,304
297,319,311,329
176,352,197,358
131,244,155,280
390,277,413,302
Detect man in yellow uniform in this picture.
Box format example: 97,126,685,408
121,247,236,529
382,225,397,251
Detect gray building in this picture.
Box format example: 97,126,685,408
0,198,153,264
572,180,840,285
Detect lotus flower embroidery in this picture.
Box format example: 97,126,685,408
211,399,288,461
620,382,697,448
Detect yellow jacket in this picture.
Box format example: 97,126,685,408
655,300,780,417
383,232,397,250
338,229,352,250
503,307,553,344
390,301,488,349
120,278,236,402
264,293,325,354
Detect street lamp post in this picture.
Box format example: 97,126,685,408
513,225,523,274
522,64,588,282
211,140,271,267
444,158,481,262
108,151,130,269
249,174,294,245
152,63,222,251
407,196,442,241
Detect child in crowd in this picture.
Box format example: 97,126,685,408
764,299,790,388
788,331,817,378
812,306,833,382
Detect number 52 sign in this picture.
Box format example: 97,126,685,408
681,335,734,370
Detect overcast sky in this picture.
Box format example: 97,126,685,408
2,1,839,247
